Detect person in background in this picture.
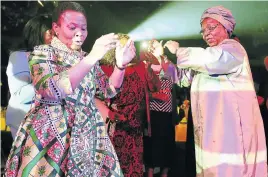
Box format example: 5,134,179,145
95,34,161,177
262,56,268,110
164,5,267,177
258,56,268,161
143,39,178,177
6,14,54,138
264,56,268,71
5,2,135,176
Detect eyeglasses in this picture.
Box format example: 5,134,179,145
200,23,219,35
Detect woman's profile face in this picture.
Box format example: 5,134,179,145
53,10,88,50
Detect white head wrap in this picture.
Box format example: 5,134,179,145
200,6,236,34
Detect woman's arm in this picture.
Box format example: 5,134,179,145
30,34,119,100
6,51,35,103
175,40,245,75
109,66,125,88
94,63,125,99
29,45,100,100
94,38,136,98
7,73,35,104
95,98,127,123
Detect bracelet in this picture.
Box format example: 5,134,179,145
115,62,126,70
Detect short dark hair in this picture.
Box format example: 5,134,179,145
10,14,52,52
23,14,52,51
52,2,86,24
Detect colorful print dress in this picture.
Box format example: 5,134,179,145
5,37,123,177
98,62,160,177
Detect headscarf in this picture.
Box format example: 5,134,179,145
200,6,236,35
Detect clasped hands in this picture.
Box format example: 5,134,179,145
163,40,180,54
86,33,136,68
144,40,180,72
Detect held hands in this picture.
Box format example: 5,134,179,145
87,33,119,64
164,40,180,54
115,39,136,68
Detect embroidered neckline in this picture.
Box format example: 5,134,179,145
51,37,85,56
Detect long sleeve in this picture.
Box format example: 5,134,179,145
94,62,118,99
29,45,73,101
6,51,35,130
6,51,35,104
176,39,245,75
6,51,30,77
8,74,35,104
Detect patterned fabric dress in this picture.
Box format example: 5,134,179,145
99,62,160,177
5,37,123,177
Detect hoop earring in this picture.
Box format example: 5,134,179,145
56,32,59,36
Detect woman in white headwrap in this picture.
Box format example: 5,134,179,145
164,5,267,177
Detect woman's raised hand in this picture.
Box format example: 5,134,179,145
115,39,136,68
88,33,119,62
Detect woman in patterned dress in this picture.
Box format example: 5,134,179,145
5,2,136,177
95,34,161,177
143,40,178,177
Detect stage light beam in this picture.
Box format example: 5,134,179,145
128,1,268,42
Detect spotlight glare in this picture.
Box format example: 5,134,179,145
129,1,268,42
142,42,148,49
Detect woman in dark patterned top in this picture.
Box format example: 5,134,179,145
95,34,161,177
143,40,178,177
